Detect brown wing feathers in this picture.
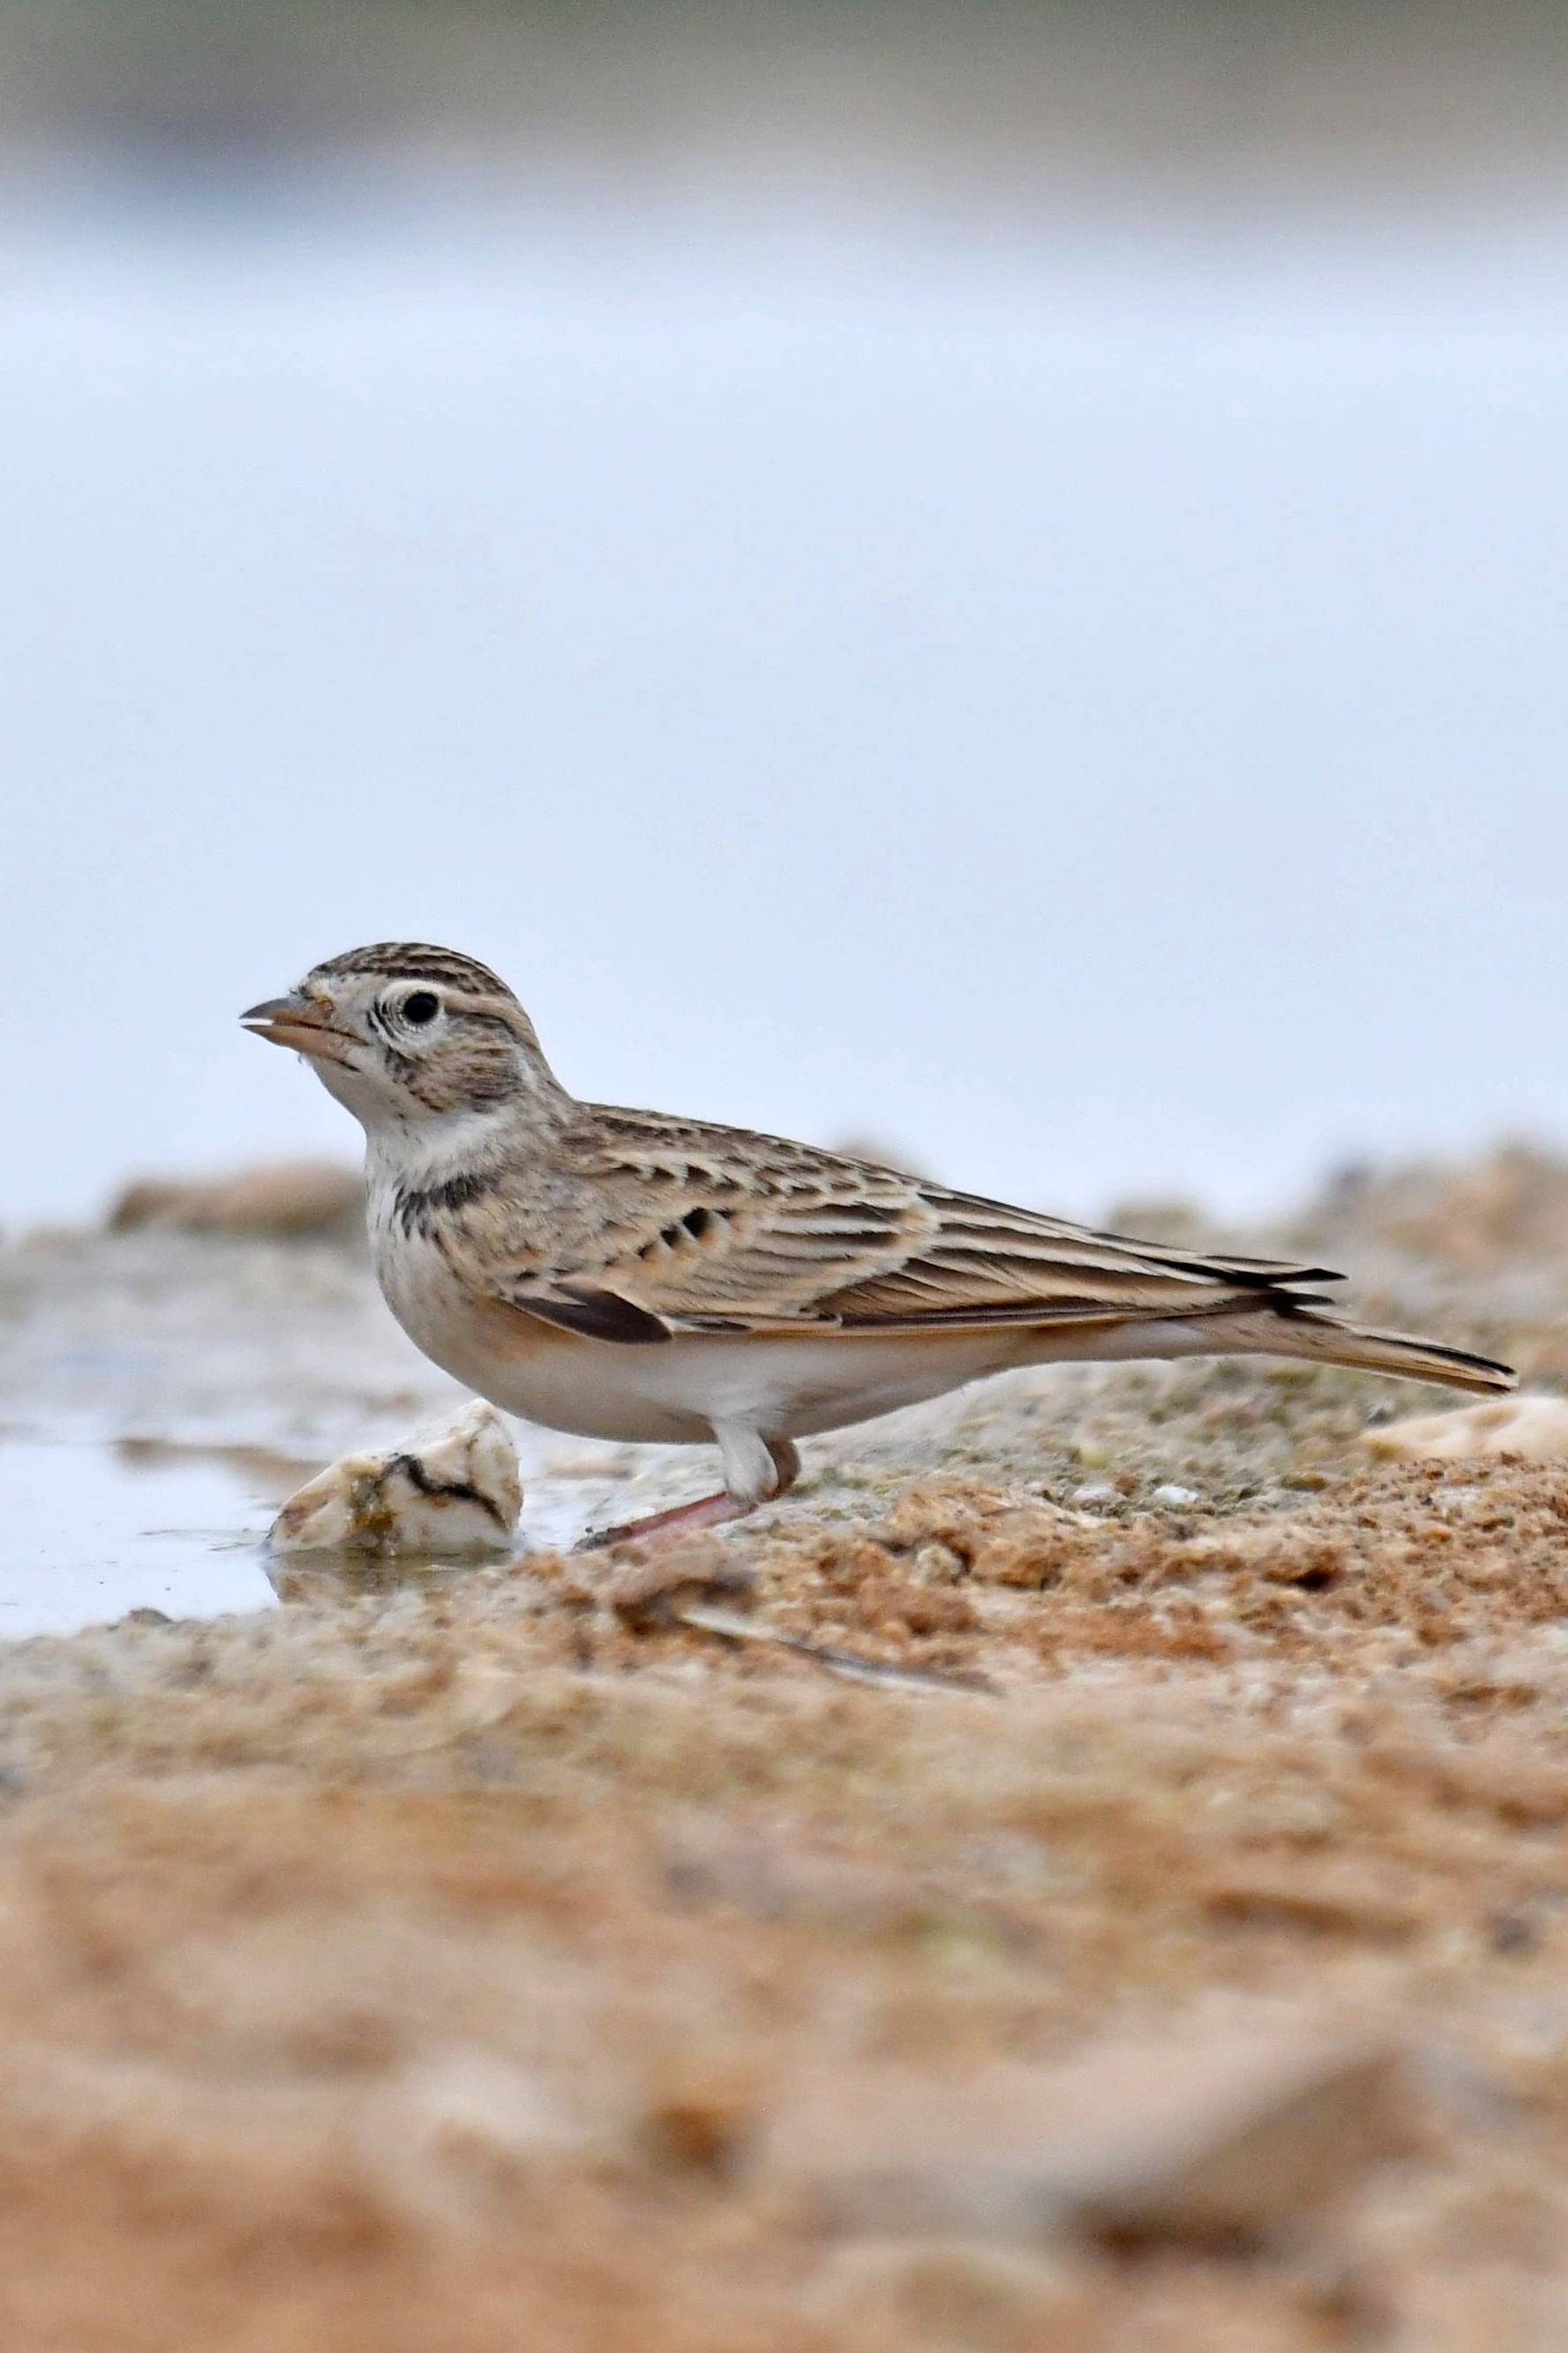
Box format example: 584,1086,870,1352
807,1191,1339,1331
449,1109,1348,1340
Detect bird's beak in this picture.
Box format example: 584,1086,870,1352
240,994,356,1065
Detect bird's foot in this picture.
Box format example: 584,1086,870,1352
574,1489,754,1552
574,1434,799,1552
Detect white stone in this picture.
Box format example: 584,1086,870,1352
267,1401,521,1555
1363,1392,1568,1464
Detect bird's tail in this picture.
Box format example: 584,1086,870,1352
1217,1305,1515,1397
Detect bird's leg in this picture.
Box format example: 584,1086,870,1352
574,1432,799,1552
574,1488,753,1550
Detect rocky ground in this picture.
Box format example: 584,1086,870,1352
5,1148,1568,2350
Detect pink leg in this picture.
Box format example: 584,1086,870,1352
575,1437,799,1553
574,1489,754,1552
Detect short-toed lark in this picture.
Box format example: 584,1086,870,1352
244,943,1515,1544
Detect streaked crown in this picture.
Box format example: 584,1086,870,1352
308,943,514,997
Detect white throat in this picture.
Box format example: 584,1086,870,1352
362,1101,519,1192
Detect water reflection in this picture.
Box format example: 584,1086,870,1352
265,1547,518,1607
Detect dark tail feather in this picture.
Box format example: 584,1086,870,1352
1234,1307,1515,1396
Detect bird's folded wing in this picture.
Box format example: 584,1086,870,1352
441,1110,1342,1340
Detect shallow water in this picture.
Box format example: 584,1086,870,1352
0,1429,684,1639
0,1440,290,1636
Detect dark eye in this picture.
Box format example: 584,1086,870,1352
402,990,440,1026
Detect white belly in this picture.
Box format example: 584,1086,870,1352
373,1228,1030,1444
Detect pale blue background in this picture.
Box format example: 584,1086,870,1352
4,181,1565,1226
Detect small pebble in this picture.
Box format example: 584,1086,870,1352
1152,1484,1200,1507
269,1401,521,1555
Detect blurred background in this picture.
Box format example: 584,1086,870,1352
4,0,1568,1232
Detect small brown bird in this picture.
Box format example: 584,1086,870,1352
244,943,1515,1545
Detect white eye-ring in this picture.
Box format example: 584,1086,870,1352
397,989,442,1028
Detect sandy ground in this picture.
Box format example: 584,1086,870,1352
4,1149,1568,2349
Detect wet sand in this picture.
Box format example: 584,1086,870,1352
4,1154,1568,2349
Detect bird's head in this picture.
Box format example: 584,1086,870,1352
242,943,566,1141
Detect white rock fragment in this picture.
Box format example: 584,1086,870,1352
1363,1392,1568,1465
267,1401,521,1555
1152,1484,1200,1507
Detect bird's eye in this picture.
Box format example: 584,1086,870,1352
401,990,440,1026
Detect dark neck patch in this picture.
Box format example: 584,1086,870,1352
394,1166,504,1237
